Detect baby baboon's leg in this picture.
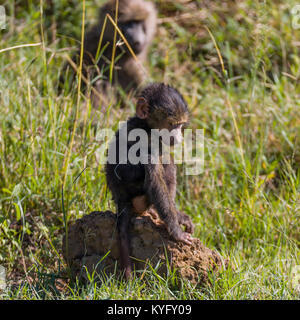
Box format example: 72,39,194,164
117,202,133,279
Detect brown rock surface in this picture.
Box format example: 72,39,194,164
62,210,227,284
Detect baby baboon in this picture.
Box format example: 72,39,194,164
105,83,195,279
61,0,157,107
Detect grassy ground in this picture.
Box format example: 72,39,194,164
0,0,299,299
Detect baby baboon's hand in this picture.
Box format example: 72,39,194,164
178,211,195,234
171,226,194,245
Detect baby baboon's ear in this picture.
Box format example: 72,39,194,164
136,97,149,119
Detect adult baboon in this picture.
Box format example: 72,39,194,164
61,0,157,108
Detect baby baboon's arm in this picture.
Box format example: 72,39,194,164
144,160,193,245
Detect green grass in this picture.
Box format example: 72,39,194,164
0,0,299,299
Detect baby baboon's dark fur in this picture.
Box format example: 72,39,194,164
105,83,195,279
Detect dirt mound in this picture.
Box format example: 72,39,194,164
62,211,227,284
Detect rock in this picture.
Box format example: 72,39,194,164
62,210,227,284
